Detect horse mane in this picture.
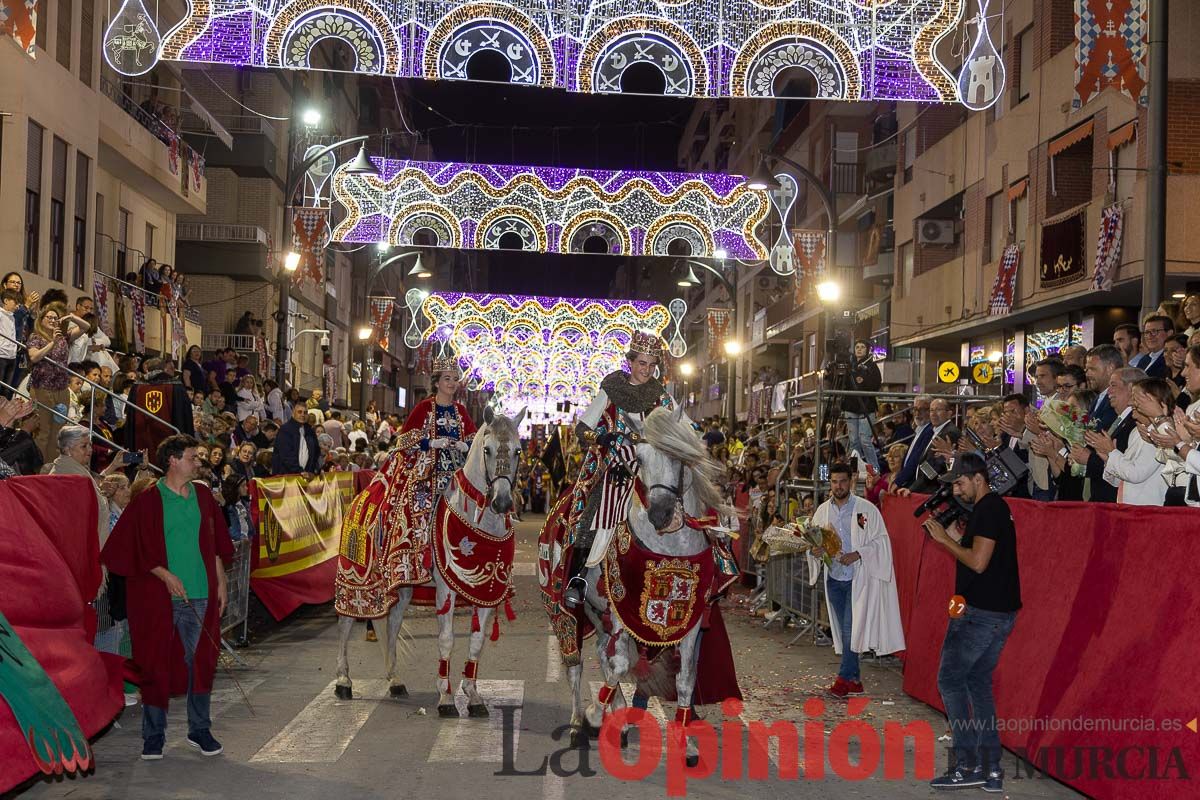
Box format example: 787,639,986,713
640,407,730,516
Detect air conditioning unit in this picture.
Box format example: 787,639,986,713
918,218,955,245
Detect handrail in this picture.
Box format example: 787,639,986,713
95,269,201,325
0,328,181,439
0,378,160,473
98,75,204,175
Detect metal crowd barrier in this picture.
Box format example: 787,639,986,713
92,536,253,660
762,551,831,647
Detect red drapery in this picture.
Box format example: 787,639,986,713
882,495,1200,799
0,476,123,794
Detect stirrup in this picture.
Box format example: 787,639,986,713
563,576,588,609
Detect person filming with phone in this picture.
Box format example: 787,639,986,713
921,452,1021,794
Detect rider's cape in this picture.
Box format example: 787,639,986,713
335,399,475,618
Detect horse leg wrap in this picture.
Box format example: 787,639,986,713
462,660,479,681
674,707,693,727
597,683,617,709
438,659,450,681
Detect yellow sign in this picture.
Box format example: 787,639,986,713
145,390,164,414
937,362,960,383
973,363,995,384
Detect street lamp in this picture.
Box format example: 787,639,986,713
677,264,701,288
724,340,743,356
816,280,841,303
679,361,695,376
357,325,373,341
406,254,431,279
357,249,426,417
302,108,322,127
274,134,378,388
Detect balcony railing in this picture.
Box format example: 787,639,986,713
99,75,205,189
177,223,269,246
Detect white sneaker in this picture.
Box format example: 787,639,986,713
124,692,139,707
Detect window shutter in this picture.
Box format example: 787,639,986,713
26,121,43,192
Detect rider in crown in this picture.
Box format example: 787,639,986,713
561,330,675,609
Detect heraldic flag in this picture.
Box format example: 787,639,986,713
124,383,195,458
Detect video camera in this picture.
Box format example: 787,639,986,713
912,427,1030,527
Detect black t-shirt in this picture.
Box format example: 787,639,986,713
957,492,1022,612
703,430,725,447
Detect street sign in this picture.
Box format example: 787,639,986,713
972,362,995,384
937,361,960,383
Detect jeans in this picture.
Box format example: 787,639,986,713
937,606,1018,769
0,357,17,398
842,412,880,472
825,577,859,681
142,598,212,742
1031,487,1057,502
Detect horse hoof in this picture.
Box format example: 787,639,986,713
686,753,699,768
583,722,602,738
568,728,589,748
334,685,353,700
389,684,408,698
437,704,459,718
467,703,489,718
621,730,630,749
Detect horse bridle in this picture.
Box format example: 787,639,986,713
483,436,514,505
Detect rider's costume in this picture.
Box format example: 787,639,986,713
335,358,476,618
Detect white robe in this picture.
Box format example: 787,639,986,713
807,495,906,657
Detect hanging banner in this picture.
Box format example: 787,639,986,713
706,308,732,361
792,229,828,280
130,290,146,352
249,472,358,620
1040,212,1087,289
1073,0,1149,109
0,0,38,57
369,296,395,351
988,244,1021,315
92,276,109,329
290,207,329,285
414,340,433,374
191,153,204,192
1092,204,1125,291
322,361,336,402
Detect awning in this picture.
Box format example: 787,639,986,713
1007,178,1028,202
1048,120,1095,158
1107,120,1137,150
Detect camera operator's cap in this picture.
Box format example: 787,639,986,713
938,452,988,483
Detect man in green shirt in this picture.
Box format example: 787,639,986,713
102,434,234,761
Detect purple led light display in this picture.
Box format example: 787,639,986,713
330,157,770,259
159,1,967,103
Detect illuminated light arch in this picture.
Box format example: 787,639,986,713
385,203,461,249
421,293,670,431
160,0,214,60
476,206,547,251
263,1,402,75
423,2,554,87
577,16,708,96
561,212,632,255
330,158,770,259
731,20,863,100
912,0,964,102
646,214,713,257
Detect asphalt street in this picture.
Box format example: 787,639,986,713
14,515,1083,799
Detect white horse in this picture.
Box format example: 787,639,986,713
334,407,524,715
553,406,729,758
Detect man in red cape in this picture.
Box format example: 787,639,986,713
101,434,234,761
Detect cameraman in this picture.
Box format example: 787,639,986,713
922,452,1021,793
841,339,882,472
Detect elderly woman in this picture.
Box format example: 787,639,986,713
868,442,910,506
46,425,129,544
224,441,257,483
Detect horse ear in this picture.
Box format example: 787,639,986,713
620,411,642,435
514,406,528,428
674,404,685,424
484,406,495,425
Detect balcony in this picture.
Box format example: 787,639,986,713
97,77,207,215
865,143,898,182
182,111,282,180
175,223,272,280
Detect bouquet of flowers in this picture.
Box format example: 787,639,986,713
1037,398,1094,447
760,516,841,565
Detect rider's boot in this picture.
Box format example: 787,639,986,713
562,531,593,609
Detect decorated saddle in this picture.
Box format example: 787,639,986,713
335,398,475,619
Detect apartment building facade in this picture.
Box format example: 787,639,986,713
891,0,1200,392
0,0,205,352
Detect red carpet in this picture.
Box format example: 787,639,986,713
0,476,124,794
882,494,1200,799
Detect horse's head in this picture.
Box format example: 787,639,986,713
476,405,526,515
622,405,716,533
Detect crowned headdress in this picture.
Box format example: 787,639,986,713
431,355,460,374
628,330,665,362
